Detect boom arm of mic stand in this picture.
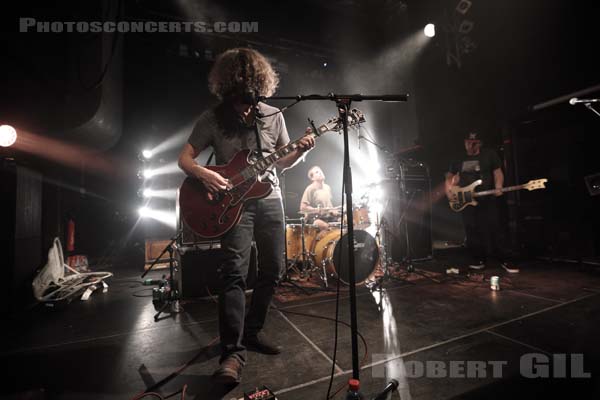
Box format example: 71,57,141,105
141,231,182,279
584,103,600,118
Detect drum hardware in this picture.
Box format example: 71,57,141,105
285,217,317,272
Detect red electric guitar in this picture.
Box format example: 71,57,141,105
179,109,365,239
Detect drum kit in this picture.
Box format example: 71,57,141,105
284,195,391,287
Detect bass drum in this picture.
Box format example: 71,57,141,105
313,229,379,285
285,224,319,261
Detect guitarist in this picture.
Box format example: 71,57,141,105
445,132,519,273
178,48,315,384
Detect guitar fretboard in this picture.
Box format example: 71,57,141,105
237,125,327,181
473,184,526,197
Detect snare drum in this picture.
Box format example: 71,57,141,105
312,229,379,285
285,224,319,261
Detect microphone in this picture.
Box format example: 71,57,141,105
372,379,399,400
569,97,600,105
358,134,361,150
241,90,264,117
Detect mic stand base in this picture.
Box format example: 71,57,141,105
146,234,183,322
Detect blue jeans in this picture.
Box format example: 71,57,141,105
218,198,285,364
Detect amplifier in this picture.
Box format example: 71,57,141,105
174,243,257,299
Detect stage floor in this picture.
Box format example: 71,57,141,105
2,251,600,399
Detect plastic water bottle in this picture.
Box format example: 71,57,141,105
346,379,364,399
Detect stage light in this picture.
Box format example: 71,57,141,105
458,19,474,34
142,149,153,159
137,206,177,228
455,0,472,15
0,125,17,147
140,188,178,200
424,24,435,38
137,169,155,179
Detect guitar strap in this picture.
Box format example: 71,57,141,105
204,151,215,166
252,106,265,159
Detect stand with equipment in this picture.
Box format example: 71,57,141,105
260,93,408,399
141,231,183,321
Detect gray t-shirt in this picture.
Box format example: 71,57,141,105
188,102,290,199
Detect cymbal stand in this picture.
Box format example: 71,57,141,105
370,207,414,291
300,216,309,273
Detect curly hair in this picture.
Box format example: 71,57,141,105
208,48,279,100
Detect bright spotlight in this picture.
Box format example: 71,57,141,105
137,206,177,228
143,188,152,198
0,125,17,147
142,149,153,159
143,169,154,179
424,23,435,38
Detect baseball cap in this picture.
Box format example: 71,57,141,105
464,132,482,141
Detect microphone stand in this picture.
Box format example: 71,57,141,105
259,93,408,395
141,231,183,321
584,103,600,118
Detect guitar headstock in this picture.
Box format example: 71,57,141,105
318,109,365,135
524,178,548,191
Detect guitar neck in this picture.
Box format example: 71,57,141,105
473,184,528,198
243,127,326,177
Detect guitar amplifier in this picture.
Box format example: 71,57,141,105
379,166,433,262
174,242,257,299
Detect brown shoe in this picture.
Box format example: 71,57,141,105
213,355,243,385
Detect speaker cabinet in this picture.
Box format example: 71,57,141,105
174,243,257,299
380,175,433,262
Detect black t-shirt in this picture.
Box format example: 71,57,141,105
449,148,502,191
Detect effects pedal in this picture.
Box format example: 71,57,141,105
243,385,277,400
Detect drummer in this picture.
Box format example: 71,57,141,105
300,165,341,231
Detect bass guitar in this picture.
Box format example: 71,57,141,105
179,109,365,238
448,178,548,212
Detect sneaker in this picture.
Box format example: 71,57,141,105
242,333,282,355
213,355,243,385
501,262,520,273
468,261,485,270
